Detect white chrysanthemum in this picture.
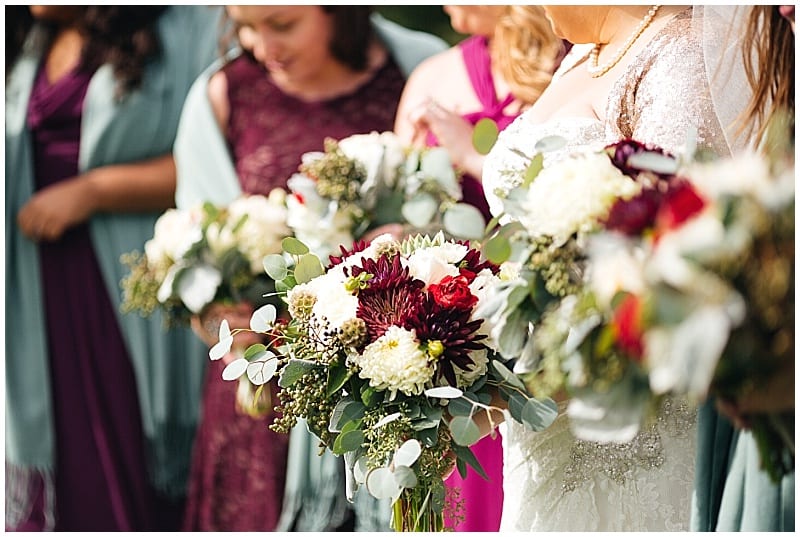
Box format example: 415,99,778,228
308,273,358,332
354,326,433,398
403,243,467,286
145,207,203,266
685,152,795,210
518,152,642,245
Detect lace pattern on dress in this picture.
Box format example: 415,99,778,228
562,397,697,492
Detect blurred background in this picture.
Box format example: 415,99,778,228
376,5,465,45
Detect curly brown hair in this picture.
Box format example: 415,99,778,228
5,6,167,98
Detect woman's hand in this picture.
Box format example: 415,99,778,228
191,301,264,364
17,174,97,242
409,99,485,178
714,359,795,429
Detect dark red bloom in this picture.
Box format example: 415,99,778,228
605,139,675,180
352,254,426,341
604,188,663,236
611,294,645,362
406,295,486,386
460,245,500,275
328,239,370,268
429,275,478,310
654,181,707,235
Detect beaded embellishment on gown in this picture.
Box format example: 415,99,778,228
482,9,732,531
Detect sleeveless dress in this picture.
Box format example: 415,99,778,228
423,34,519,532
482,11,732,531
182,52,406,532
18,65,177,532
424,35,517,226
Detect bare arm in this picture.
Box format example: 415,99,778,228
17,154,177,242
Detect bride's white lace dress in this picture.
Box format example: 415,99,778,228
482,11,734,530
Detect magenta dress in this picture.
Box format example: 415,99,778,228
426,35,519,532
181,52,405,531
19,66,180,531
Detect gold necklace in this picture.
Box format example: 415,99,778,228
587,5,661,78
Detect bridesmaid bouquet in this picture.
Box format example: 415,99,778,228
210,232,557,531
120,190,290,326
285,131,485,260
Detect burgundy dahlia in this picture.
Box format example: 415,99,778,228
405,295,486,386
605,139,675,180
353,254,426,341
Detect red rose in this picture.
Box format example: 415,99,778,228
429,275,477,310
655,181,706,234
611,294,645,362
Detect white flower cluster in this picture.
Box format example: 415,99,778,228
518,152,642,246
144,205,204,278
354,326,434,399
225,190,291,272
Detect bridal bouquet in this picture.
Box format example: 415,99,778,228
475,138,654,391
524,137,794,481
285,131,485,260
121,190,290,326
210,232,557,531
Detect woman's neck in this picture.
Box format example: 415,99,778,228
45,26,84,84
272,40,387,102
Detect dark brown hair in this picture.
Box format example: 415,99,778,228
5,6,167,97
220,6,375,72
740,5,795,146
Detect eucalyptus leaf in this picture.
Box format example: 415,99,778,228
282,236,309,256
472,117,499,155
250,304,277,332
483,234,512,264
263,254,288,281
246,357,279,386
443,203,485,240
522,153,545,187
424,386,463,399
208,320,233,361
420,148,458,194
294,253,324,284
449,415,481,446
278,358,317,388
491,359,527,391
326,363,351,396
410,407,443,431
366,467,401,499
221,357,249,381
333,429,365,455
244,344,267,360
373,412,403,429
627,151,679,175
521,396,559,431
450,443,489,480
505,390,528,424
401,193,438,229
392,465,418,489
330,399,367,432
393,439,422,467
417,426,439,448
446,397,475,417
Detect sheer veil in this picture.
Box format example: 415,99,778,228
693,5,755,155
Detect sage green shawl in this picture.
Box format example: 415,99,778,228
5,6,223,516
173,13,447,532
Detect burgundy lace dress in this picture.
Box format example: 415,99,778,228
182,52,405,531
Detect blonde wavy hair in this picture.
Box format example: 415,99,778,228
491,5,564,106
